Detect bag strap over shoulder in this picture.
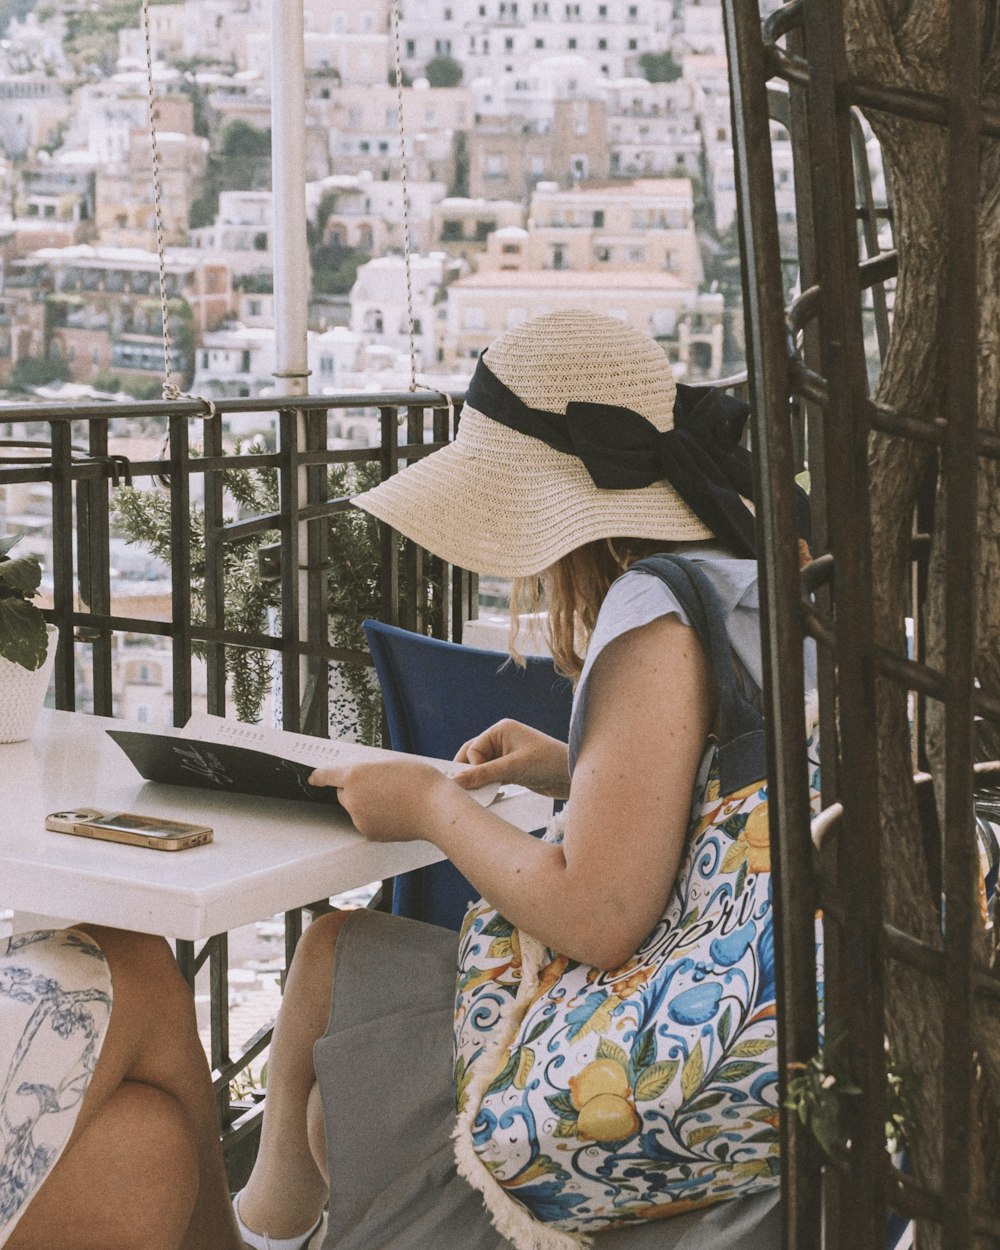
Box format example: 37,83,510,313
630,554,767,795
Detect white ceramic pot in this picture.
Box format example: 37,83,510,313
0,625,57,744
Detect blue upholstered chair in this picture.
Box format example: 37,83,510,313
362,618,574,930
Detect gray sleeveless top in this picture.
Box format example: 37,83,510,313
568,545,815,774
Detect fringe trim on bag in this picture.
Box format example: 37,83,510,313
805,689,820,738
452,926,592,1250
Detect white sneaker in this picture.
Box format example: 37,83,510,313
305,1211,327,1249
234,1190,327,1250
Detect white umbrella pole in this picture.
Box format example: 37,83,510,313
270,0,313,729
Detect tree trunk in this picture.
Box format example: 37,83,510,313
842,1,1000,1242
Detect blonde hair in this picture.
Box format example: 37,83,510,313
509,537,676,683
508,531,813,681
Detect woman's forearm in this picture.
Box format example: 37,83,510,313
423,780,646,969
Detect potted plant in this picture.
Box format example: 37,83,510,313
0,534,57,742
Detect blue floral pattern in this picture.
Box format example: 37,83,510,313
454,735,822,1236
0,929,111,1247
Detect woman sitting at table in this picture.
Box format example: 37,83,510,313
1,925,245,1250
3,310,804,1250
227,310,807,1250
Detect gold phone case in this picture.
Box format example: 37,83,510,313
45,808,213,852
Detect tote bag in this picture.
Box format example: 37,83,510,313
453,555,822,1249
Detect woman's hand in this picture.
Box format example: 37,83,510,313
309,758,458,842
453,719,571,799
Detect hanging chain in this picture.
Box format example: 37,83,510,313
141,0,184,401
142,0,216,428
391,0,419,393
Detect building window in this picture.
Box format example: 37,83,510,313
486,154,504,178
568,36,577,48
505,36,513,50
535,36,544,47
320,356,334,376
593,210,604,227
405,39,416,56
501,242,520,254
628,38,638,50
597,37,607,49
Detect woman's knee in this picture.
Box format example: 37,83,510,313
290,909,351,978
107,1082,200,1247
10,1081,198,1250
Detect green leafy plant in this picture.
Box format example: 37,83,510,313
638,49,682,83
112,445,277,724
424,54,463,87
883,1049,917,1156
0,534,49,671
111,446,427,739
784,1028,862,1163
785,1029,917,1164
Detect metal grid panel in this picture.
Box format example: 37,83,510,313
0,389,468,1168
723,0,1000,1246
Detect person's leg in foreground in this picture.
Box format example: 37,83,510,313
234,910,348,1247
7,926,244,1250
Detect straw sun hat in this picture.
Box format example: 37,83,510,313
352,309,737,579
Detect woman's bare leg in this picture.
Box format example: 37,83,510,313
8,1079,198,1250
8,926,244,1250
236,909,349,1238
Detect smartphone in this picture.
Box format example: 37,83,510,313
45,808,213,851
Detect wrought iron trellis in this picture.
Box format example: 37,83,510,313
723,1,1000,1248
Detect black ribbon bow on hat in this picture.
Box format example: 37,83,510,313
465,353,810,560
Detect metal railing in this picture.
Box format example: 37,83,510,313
0,388,475,1177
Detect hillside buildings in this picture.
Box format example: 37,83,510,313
0,0,767,400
